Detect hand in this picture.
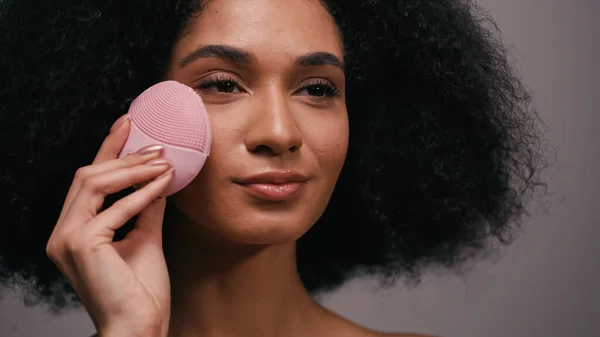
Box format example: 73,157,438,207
46,116,173,337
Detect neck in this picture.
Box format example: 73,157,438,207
163,207,327,337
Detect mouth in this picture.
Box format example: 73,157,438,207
233,171,310,201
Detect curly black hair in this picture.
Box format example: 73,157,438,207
0,0,545,312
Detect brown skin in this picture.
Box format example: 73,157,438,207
167,0,348,247
164,0,347,336
48,0,433,336
163,1,430,337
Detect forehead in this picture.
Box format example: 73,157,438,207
178,0,343,60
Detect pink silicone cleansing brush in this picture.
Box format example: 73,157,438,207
117,81,211,196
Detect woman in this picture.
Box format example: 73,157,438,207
0,0,544,336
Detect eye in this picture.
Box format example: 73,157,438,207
298,79,340,98
197,74,244,95
213,81,236,93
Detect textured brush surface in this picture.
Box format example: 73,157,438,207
129,81,210,153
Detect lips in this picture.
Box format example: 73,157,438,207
234,171,309,201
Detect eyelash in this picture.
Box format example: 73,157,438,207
197,74,240,95
302,79,340,98
196,74,340,98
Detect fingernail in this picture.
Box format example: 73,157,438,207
137,144,164,156
110,115,129,133
156,167,175,180
146,158,171,167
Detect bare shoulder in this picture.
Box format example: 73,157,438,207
348,322,439,337
320,307,440,337
375,333,440,337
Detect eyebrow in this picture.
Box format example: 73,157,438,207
297,52,345,70
178,44,345,71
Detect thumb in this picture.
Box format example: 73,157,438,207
134,197,167,243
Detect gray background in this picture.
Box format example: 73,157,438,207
1,0,598,336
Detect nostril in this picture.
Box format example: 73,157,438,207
289,145,299,153
252,144,274,155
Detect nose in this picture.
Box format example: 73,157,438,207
244,90,303,156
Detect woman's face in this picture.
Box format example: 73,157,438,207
167,0,348,245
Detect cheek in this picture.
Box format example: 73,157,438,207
200,106,247,175
173,112,243,201
305,117,349,175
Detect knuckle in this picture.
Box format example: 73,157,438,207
64,235,86,255
122,152,144,165
45,239,58,259
73,166,92,182
46,237,67,262
80,175,101,192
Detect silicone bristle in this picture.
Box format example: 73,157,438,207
128,81,210,153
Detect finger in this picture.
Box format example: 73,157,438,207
55,117,131,224
111,197,167,260
110,114,130,134
112,197,170,309
133,197,167,240
92,115,130,165
60,161,172,233
87,168,174,234
57,148,164,227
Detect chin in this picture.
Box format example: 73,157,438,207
214,211,316,245
173,177,332,244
